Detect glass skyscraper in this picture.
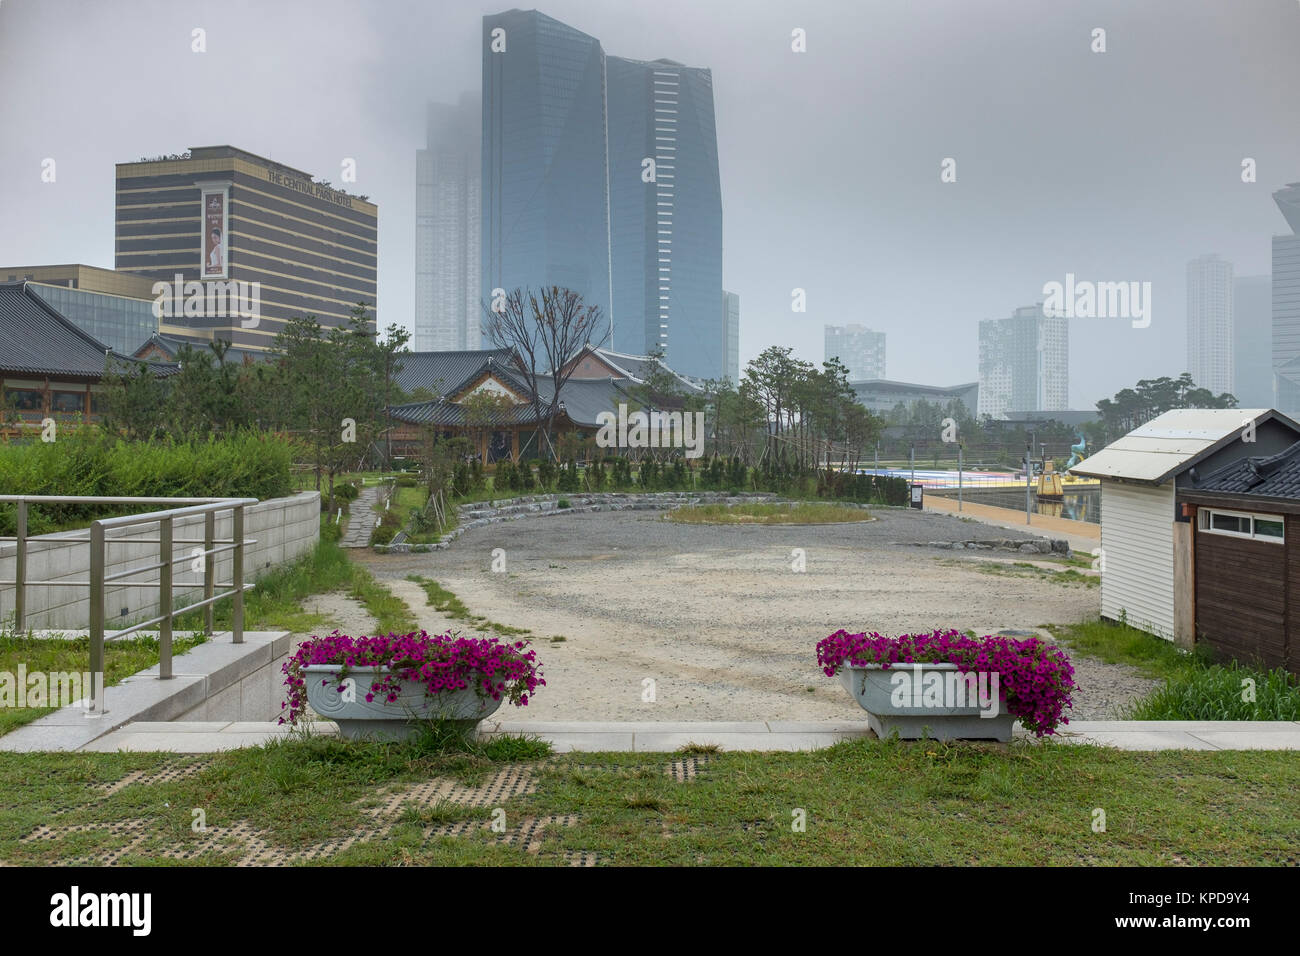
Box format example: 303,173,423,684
1272,183,1300,414
978,305,1069,418
607,56,723,379
480,11,725,380
722,290,740,383
480,10,612,346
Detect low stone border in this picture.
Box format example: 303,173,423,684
908,538,1072,555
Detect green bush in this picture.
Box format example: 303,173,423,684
0,429,293,535
333,482,360,503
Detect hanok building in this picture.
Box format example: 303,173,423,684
0,263,163,355
1177,440,1300,674
114,146,378,352
387,345,702,461
1069,408,1300,645
0,282,175,433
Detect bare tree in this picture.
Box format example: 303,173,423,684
483,285,608,459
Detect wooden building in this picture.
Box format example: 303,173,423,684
1177,440,1300,674
1069,409,1300,645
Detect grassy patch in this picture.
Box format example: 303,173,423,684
667,502,871,525
172,518,412,636
0,633,206,736
1051,618,1300,720
406,575,531,638
1124,662,1299,721
944,558,1099,588
0,739,1295,865
1049,619,1199,682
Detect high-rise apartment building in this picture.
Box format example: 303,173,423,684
415,94,481,352
1186,254,1234,397
115,146,377,351
824,324,886,380
977,304,1068,419
721,290,740,382
1234,275,1272,407
481,10,612,345
607,55,723,378
1273,183,1300,414
480,10,725,380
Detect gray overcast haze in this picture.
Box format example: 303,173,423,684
2,0,1299,407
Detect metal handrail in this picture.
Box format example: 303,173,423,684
0,495,257,714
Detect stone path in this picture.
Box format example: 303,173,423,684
341,483,380,548
77,719,1300,753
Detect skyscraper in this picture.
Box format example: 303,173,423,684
721,290,740,382
824,324,886,380
1273,183,1300,414
1234,275,1272,407
607,55,723,378
977,304,1068,419
480,10,612,345
415,93,480,352
1186,254,1234,397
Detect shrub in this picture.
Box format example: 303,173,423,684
0,429,293,534
535,457,557,491
333,482,360,503
280,629,545,725
816,628,1076,737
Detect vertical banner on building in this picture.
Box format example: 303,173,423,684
200,185,229,279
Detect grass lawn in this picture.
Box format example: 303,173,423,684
0,735,1295,865
938,558,1099,588
173,519,415,636
667,501,872,525
0,633,206,736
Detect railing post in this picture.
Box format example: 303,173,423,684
158,515,173,680
14,499,26,633
232,504,244,644
89,521,105,714
203,511,215,637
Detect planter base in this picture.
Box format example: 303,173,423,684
865,710,1015,743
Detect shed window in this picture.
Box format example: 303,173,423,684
1198,508,1285,543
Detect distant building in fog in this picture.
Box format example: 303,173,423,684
977,304,1068,419
415,93,481,351
721,291,739,382
1234,275,1272,407
1186,254,1234,397
824,323,885,380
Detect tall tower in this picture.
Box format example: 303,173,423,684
607,56,723,379
1186,254,1234,397
978,304,1068,418
1272,184,1300,414
415,93,480,351
480,10,612,345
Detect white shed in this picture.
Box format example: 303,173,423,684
1070,409,1300,643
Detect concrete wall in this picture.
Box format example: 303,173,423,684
0,492,320,630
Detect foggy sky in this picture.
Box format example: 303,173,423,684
2,0,1299,408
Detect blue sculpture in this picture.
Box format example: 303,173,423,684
1066,434,1087,469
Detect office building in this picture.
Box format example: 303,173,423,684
721,291,740,382
1273,183,1300,414
1186,254,1234,397
978,304,1068,419
824,324,886,380
607,55,723,378
1234,275,1272,407
481,11,611,344
416,94,481,351
0,264,159,354
115,146,378,351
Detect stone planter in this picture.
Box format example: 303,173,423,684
838,661,1016,742
302,665,503,741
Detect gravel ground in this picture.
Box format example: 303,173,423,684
353,507,1150,722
